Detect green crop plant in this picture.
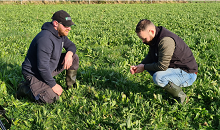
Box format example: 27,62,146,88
0,3,219,129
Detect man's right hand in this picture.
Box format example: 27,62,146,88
52,84,63,96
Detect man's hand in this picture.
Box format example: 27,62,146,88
130,66,137,74
130,64,145,74
62,51,73,70
52,84,63,96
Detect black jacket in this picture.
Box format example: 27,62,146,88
22,22,76,88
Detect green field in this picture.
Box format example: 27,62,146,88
0,3,220,129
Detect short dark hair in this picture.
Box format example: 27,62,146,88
135,19,155,33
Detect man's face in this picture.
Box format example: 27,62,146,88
57,23,71,36
137,29,154,45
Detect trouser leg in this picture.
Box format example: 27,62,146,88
52,53,79,76
67,53,79,71
148,68,197,104
152,68,197,87
24,75,59,104
52,53,79,89
20,53,79,103
19,56,64,103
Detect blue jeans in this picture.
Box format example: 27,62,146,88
148,68,197,87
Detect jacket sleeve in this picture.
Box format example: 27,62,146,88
63,37,76,54
144,37,175,71
36,37,57,88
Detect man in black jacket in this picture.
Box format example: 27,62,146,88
130,19,198,104
16,10,79,104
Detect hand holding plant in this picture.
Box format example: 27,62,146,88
130,66,137,74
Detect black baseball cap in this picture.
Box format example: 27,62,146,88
51,10,75,27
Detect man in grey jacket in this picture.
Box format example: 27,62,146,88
130,19,198,104
16,10,79,104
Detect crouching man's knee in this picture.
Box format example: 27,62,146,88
37,87,59,104
152,71,168,87
69,54,79,70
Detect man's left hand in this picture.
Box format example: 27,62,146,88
130,64,145,74
62,51,73,70
135,64,145,73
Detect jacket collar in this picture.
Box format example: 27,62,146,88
149,26,161,46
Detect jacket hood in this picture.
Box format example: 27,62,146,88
41,22,60,39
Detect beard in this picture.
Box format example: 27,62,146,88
57,25,69,36
58,29,69,36
143,35,154,45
